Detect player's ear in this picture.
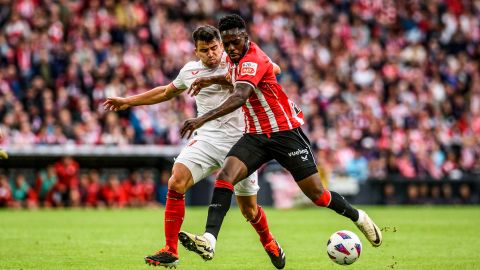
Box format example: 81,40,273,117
193,45,199,57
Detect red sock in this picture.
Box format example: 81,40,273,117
250,205,274,247
164,189,185,255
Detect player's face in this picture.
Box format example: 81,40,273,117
195,39,223,68
221,33,247,63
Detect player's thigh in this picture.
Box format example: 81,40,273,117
175,140,221,185
217,156,250,184
224,134,272,183
269,128,318,182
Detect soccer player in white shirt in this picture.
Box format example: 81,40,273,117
103,25,282,268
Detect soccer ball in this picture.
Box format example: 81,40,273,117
326,230,362,265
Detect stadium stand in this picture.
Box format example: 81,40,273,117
0,0,479,207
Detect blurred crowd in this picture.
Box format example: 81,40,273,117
0,0,480,183
0,156,169,208
383,181,478,205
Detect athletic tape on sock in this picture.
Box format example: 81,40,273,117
167,189,185,200
214,179,234,191
314,190,332,206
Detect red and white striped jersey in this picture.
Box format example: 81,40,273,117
227,42,304,134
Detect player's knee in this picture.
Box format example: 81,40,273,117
301,179,327,202
168,175,188,194
217,170,235,183
302,187,320,201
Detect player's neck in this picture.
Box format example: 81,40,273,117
244,41,250,56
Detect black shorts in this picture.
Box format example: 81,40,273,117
226,127,318,181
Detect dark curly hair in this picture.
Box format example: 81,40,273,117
218,14,247,32
192,25,221,46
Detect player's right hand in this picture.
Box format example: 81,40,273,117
103,97,130,111
188,77,212,97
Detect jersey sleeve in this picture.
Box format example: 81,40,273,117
171,66,188,90
235,55,270,88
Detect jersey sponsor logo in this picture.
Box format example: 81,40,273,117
301,155,308,161
240,62,258,76
288,148,308,157
191,70,199,75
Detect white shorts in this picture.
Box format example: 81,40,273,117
175,139,259,196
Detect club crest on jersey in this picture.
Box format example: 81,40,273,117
240,62,258,76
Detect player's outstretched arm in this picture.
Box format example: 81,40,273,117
188,74,232,96
103,84,185,111
180,82,253,138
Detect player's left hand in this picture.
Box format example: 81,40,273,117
188,77,212,97
180,118,204,139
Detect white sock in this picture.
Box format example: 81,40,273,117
356,210,365,224
203,232,217,251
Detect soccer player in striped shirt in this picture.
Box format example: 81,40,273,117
104,25,283,268
179,14,383,268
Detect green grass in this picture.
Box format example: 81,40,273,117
1,206,479,270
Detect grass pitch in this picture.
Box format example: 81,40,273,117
0,206,479,270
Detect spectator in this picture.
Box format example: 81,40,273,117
35,163,57,206
0,173,11,207
85,169,101,207
122,170,145,207
10,173,36,208
458,183,477,204
382,182,398,205
345,148,369,182
101,173,127,208
430,185,443,205
54,156,79,206
156,169,169,205
406,184,420,205
142,169,157,206
418,183,431,204
78,173,90,206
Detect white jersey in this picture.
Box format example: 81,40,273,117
171,53,244,143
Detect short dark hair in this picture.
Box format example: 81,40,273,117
192,25,221,46
218,14,247,32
